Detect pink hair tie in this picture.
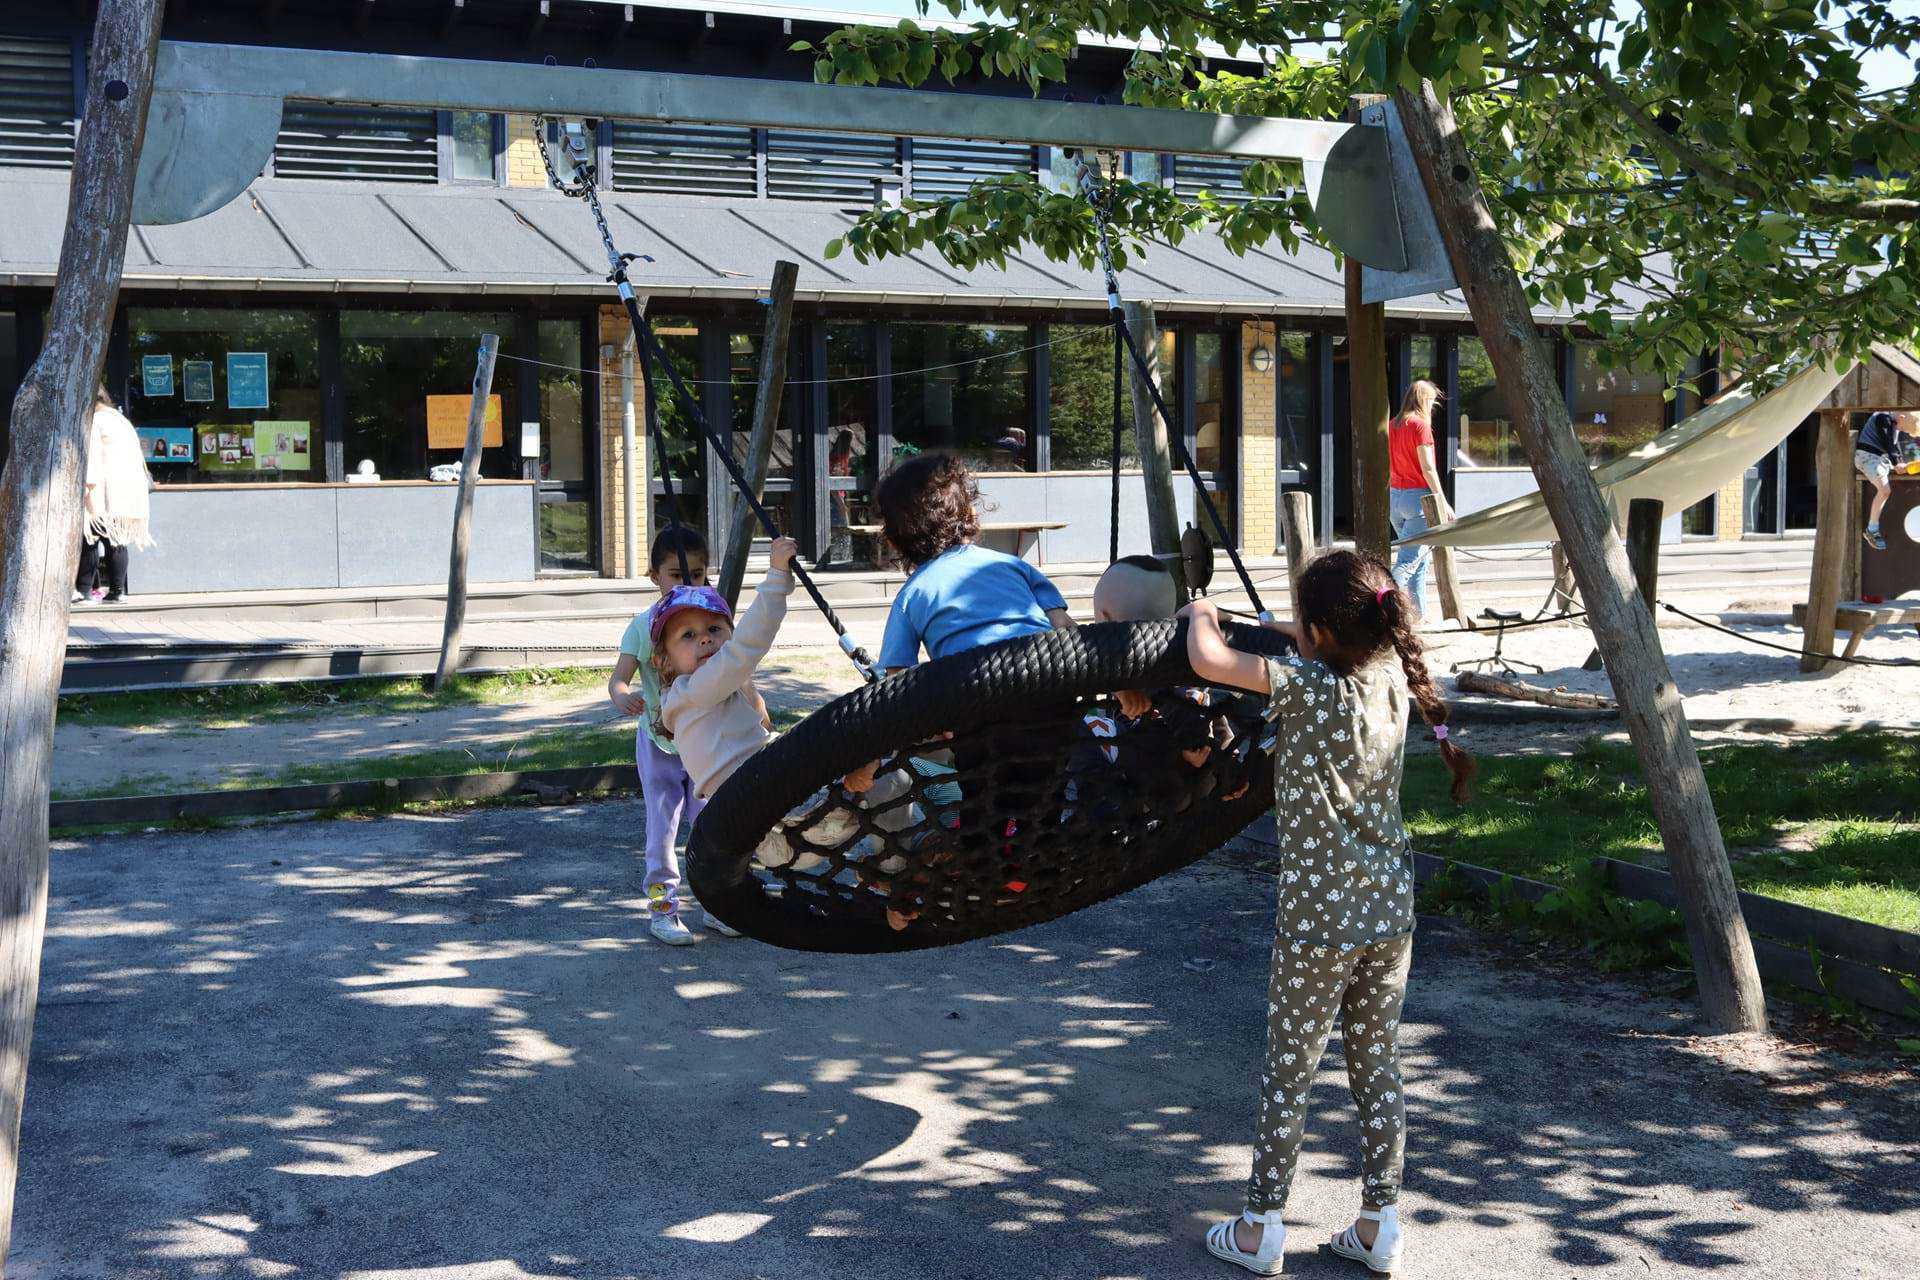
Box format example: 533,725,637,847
1433,725,1450,742
1375,585,1392,605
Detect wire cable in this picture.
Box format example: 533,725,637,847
1656,600,1920,669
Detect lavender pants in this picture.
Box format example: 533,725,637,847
636,730,705,907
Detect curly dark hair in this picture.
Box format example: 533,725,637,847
874,452,981,568
1298,549,1476,803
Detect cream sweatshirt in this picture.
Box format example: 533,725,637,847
659,568,792,798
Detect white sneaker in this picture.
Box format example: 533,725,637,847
1329,1206,1402,1275
649,912,696,946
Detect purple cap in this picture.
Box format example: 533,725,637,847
649,584,732,645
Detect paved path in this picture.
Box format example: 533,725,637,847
17,805,1914,1278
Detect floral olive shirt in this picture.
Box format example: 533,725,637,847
1262,652,1416,951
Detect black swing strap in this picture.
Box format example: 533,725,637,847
535,119,877,680
1075,155,1270,620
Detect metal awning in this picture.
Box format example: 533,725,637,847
2,171,1549,321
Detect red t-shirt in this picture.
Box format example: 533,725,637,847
1388,414,1434,490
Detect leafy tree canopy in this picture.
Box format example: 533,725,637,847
803,1,1920,380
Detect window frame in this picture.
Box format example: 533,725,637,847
438,110,506,186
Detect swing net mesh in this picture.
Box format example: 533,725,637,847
687,618,1291,953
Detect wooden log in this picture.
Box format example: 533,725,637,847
1123,300,1187,599
1801,413,1853,671
1456,669,1617,711
1395,79,1767,1032
717,259,799,610
0,0,164,1256
1280,490,1315,620
430,333,502,692
1347,94,1393,564
1420,491,1466,626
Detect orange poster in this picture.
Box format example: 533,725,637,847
426,393,504,449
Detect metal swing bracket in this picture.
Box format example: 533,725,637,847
130,39,1452,298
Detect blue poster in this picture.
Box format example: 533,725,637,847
140,354,174,398
134,424,196,464
182,359,214,403
226,352,270,410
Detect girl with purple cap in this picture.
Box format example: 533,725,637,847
1177,550,1474,1277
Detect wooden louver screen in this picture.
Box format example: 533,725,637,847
609,121,757,198
0,36,75,169
764,130,899,204
1171,154,1254,205
909,138,1036,201
274,102,439,183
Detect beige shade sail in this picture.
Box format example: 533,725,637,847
1402,356,1853,548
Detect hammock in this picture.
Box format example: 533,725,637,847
1401,355,1852,548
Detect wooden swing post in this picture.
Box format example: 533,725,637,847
1346,95,1394,564
1123,300,1188,599
0,0,165,1257
717,259,799,610
1395,80,1768,1033
430,332,501,692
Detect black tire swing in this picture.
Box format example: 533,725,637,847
538,122,1289,952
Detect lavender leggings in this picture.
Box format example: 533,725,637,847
636,730,705,907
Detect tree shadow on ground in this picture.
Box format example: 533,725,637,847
15,805,1917,1279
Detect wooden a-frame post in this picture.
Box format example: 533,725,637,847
1124,300,1189,599
0,0,166,1258
430,332,501,691
1346,101,1393,564
718,259,799,610
1394,81,1768,1033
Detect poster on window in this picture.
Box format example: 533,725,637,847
140,355,174,398
182,359,214,403
134,424,195,464
425,393,504,450
226,352,270,410
199,423,256,474
250,420,311,473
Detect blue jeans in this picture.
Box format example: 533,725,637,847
1389,488,1434,617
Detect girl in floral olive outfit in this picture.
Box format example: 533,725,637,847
1180,550,1475,1276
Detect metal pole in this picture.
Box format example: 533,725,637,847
621,337,639,579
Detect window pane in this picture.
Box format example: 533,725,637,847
1276,332,1312,473
341,310,520,482
536,318,590,572
1456,336,1524,468
1194,331,1227,473
450,111,495,181
1570,340,1668,464
889,324,1031,471
1047,324,1136,471
127,307,321,483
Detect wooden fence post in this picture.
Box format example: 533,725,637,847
1347,95,1393,564
1395,79,1767,1032
431,333,501,692
1123,300,1187,599
1281,490,1315,620
1420,492,1466,625
0,0,164,1258
718,261,799,610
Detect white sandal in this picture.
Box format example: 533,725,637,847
1204,1209,1286,1275
1329,1206,1402,1275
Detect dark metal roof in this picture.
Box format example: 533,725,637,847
0,171,1553,321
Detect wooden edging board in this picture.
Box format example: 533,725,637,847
1408,852,1917,1018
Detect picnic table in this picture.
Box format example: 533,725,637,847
846,519,1067,562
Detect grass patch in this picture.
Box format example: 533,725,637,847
57,666,614,730
1406,731,1920,933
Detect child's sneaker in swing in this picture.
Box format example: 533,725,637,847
649,911,696,946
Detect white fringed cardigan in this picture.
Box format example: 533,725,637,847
84,406,156,549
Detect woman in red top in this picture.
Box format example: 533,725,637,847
1388,379,1454,617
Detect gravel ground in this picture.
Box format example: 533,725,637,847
14,804,1917,1279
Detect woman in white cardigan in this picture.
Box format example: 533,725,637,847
75,386,154,603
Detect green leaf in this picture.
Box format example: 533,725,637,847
1733,227,1772,264
1619,29,1649,70
824,238,844,260
1899,1038,1920,1054
1364,35,1388,88
788,40,813,53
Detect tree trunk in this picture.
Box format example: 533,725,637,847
1123,301,1186,599
1281,490,1315,620
430,332,501,692
1395,80,1767,1033
0,0,166,1259
1346,95,1393,564
718,260,798,610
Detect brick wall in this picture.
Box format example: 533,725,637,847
504,114,549,189
598,305,649,576
1239,321,1278,554
1715,477,1745,540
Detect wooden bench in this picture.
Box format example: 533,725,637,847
1792,599,1920,662
846,520,1068,562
